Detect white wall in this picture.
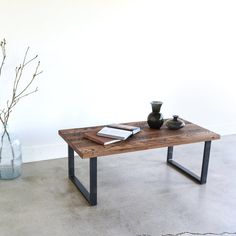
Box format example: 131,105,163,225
0,0,236,162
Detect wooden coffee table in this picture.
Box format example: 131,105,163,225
58,120,220,206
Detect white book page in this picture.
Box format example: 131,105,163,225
97,127,132,140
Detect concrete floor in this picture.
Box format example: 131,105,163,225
0,135,236,236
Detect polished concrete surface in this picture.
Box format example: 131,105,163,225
0,135,236,236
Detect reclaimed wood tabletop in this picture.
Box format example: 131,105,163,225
58,120,220,159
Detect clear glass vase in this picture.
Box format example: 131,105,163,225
0,129,22,180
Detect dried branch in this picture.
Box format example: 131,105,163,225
15,61,42,99
0,39,43,161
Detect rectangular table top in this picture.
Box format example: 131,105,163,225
58,120,220,159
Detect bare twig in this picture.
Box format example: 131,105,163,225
0,38,6,77
162,232,236,236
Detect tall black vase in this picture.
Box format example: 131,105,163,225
147,101,164,129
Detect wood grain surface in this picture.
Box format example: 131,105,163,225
58,120,220,159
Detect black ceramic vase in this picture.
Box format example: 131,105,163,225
165,115,185,130
147,101,164,129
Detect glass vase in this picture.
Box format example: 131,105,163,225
0,129,22,180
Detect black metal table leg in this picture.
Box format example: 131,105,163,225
89,157,97,205
200,141,211,184
167,141,212,184
68,145,74,178
68,145,97,206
